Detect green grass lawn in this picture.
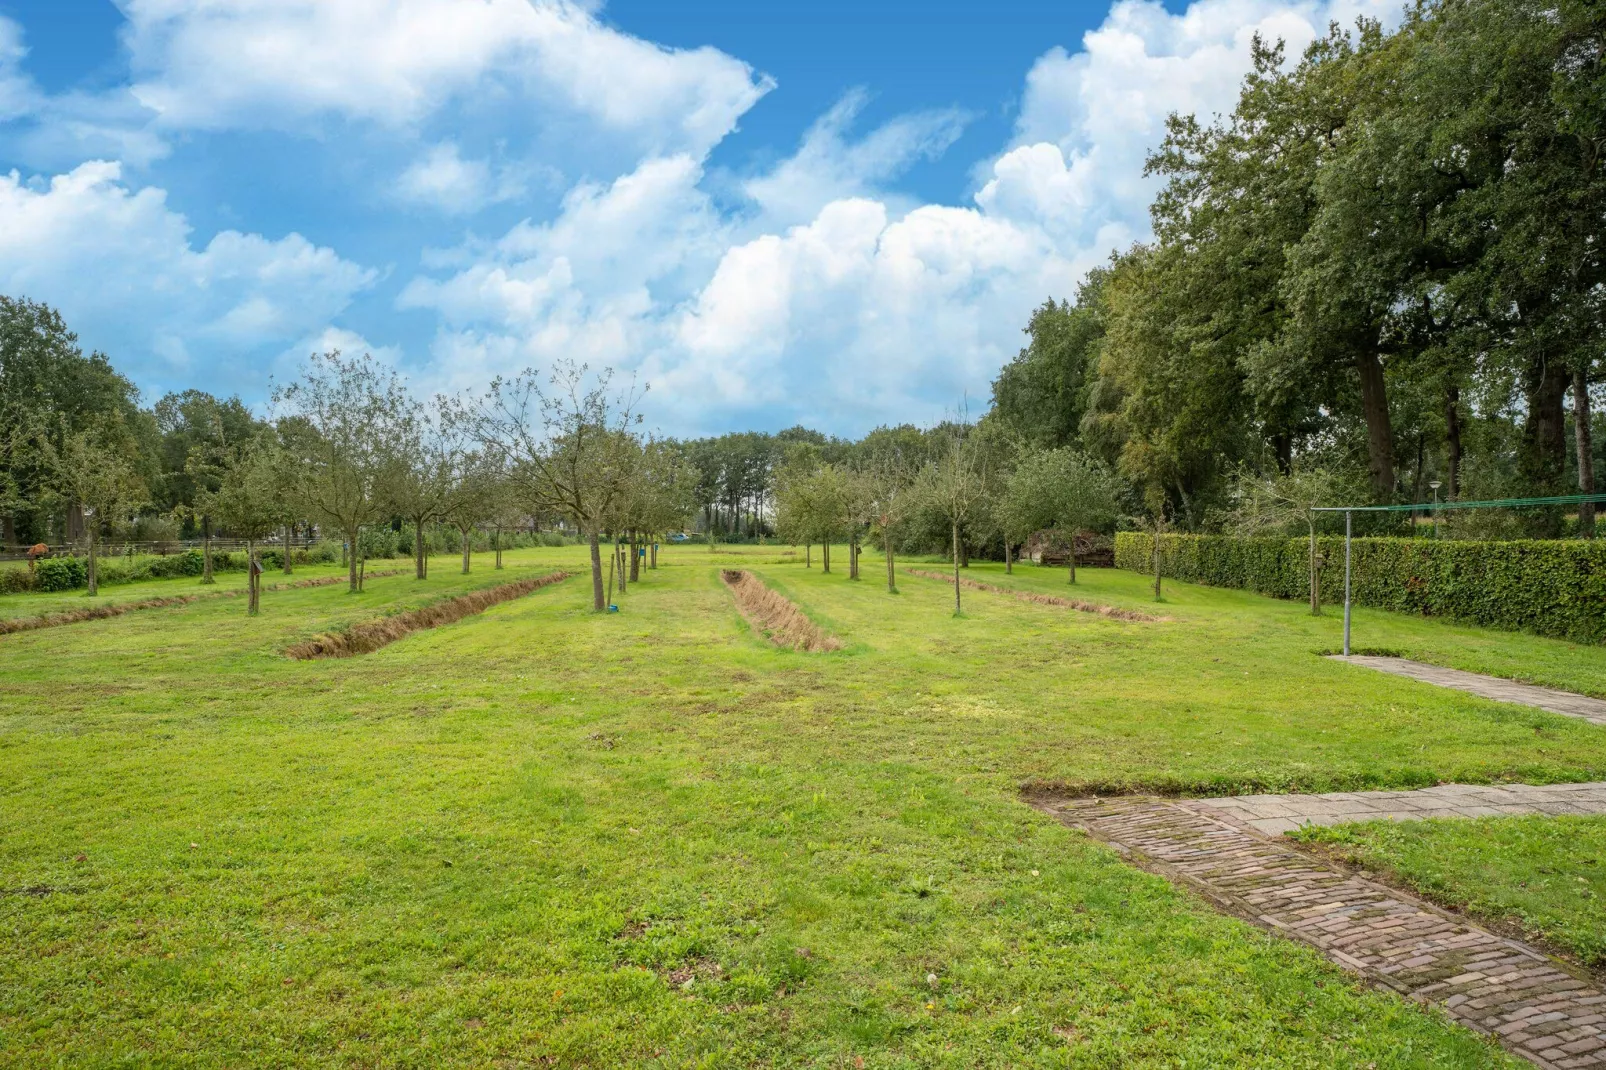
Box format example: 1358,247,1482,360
1293,816,1606,971
6,543,1605,1066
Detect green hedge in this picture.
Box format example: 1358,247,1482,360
3,544,343,595
1115,532,1606,644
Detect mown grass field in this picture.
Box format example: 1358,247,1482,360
4,542,1606,1067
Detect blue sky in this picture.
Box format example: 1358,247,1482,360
0,0,1395,437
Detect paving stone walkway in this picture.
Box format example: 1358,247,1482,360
1198,781,1606,836
1331,656,1606,726
1042,795,1606,1068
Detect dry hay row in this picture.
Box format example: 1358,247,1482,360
0,569,407,637
285,571,571,660
721,570,843,652
904,569,1165,623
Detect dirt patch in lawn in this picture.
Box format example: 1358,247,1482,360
905,569,1165,622
0,569,406,637
285,571,570,659
721,570,843,652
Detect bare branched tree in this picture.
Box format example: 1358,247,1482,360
472,361,644,612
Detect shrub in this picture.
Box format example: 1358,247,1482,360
0,567,37,594
300,541,340,564
147,551,205,578
359,527,400,560
35,556,87,592
1116,532,1606,645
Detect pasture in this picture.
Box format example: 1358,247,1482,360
4,543,1605,1067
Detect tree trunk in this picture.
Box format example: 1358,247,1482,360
495,525,504,569
951,521,961,614
1067,545,1077,585
1444,382,1462,500
282,523,294,574
959,539,969,569
1005,539,1012,574
630,531,640,582
1308,516,1321,615
1523,357,1569,488
650,539,657,569
86,526,98,596
588,531,605,610
460,525,472,574
1521,356,1570,536
1356,349,1395,499
822,541,830,574
347,527,359,592
616,534,626,593
247,539,260,616
1576,366,1596,538
885,529,896,592
849,535,858,580
201,516,215,584
414,520,427,579
1151,522,1163,601
805,542,811,568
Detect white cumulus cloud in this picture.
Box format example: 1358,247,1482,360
395,142,532,214
0,161,376,396
120,0,772,158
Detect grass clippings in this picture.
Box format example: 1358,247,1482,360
0,569,406,637
905,568,1164,622
721,569,843,652
286,571,570,659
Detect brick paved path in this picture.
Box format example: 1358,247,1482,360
1197,782,1606,836
1331,656,1606,726
1042,796,1606,1068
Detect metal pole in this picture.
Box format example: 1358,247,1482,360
1343,510,1352,656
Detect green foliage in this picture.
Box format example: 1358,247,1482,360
357,526,401,560
988,278,1107,450
146,550,205,578
1117,532,1606,643
0,567,36,594
999,448,1120,545
34,555,87,592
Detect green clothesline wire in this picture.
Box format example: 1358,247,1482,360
1312,491,1606,514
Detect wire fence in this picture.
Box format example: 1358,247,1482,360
1313,491,1606,654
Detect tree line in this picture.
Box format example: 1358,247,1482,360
0,298,698,612
992,0,1603,537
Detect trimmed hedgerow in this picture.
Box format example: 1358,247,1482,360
1115,532,1606,645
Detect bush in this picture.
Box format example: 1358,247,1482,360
300,541,340,564
147,550,205,578
359,527,400,560
35,556,87,592
1116,532,1606,645
0,567,36,594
